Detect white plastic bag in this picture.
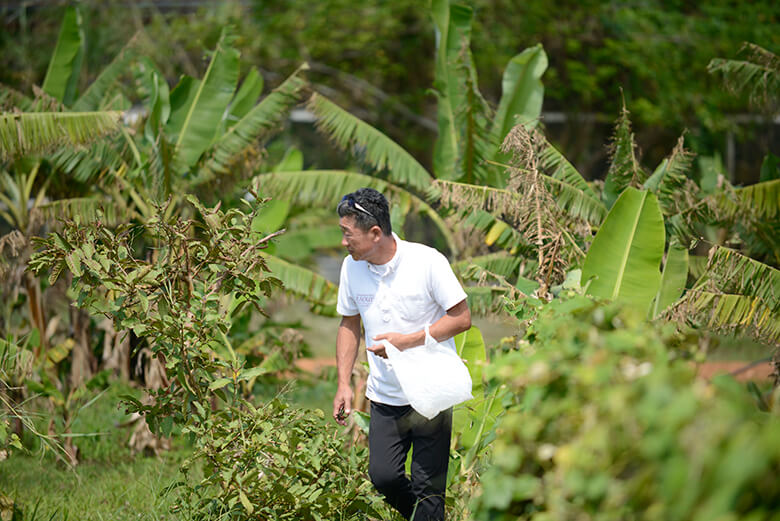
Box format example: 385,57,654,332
382,325,473,420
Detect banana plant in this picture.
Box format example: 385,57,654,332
252,1,551,314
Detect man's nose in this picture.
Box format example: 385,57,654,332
341,236,348,247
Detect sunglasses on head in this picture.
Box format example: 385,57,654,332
339,195,376,220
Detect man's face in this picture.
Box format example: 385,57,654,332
339,215,379,261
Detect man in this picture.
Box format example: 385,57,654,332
332,188,471,521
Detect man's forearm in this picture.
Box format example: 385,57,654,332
380,299,471,351
336,316,361,387
428,302,471,343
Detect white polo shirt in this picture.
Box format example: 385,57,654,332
337,233,468,405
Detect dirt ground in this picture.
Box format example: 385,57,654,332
693,360,774,381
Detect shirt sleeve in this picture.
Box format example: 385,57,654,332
428,250,468,312
336,256,360,316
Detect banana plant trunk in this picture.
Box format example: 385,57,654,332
23,272,47,357
69,307,96,388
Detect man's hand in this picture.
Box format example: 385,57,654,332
333,385,353,425
369,331,422,358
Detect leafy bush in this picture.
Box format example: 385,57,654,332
473,295,780,520
172,397,389,521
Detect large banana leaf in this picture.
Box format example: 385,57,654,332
431,0,468,181
225,67,264,125
582,187,665,313
306,93,432,191
454,326,486,397
453,325,489,455
199,67,307,181
253,169,456,255
72,35,139,111
651,243,689,317
492,44,547,142
41,6,84,106
262,254,338,316
0,112,122,161
274,226,343,262
168,29,239,170
430,0,492,184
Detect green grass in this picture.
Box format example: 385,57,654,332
0,379,195,520
0,453,184,521
0,372,348,520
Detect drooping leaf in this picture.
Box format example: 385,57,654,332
306,93,432,190
707,43,780,110
252,169,455,255
48,137,128,183
0,112,122,161
263,253,338,316
673,291,780,346
41,7,84,105
38,197,121,227
652,243,689,317
582,187,665,313
696,245,780,312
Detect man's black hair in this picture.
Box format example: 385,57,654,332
337,187,392,236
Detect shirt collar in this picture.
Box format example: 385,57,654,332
367,232,403,277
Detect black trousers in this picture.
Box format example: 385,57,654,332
368,401,452,521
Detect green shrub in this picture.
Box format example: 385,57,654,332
172,398,390,521
473,295,780,520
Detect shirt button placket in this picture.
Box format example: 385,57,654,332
377,280,392,323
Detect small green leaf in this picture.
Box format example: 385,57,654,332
238,366,268,382
238,490,254,514
209,377,232,391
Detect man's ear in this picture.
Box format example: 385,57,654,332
369,225,382,242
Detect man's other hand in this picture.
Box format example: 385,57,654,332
333,385,353,426
367,342,388,358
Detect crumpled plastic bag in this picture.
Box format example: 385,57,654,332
381,326,473,420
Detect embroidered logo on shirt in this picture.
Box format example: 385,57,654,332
355,294,375,305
